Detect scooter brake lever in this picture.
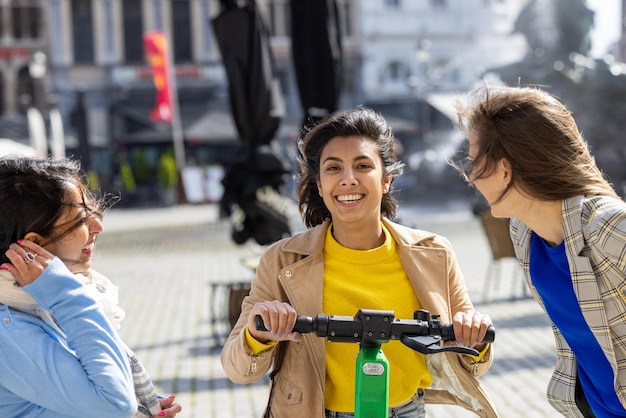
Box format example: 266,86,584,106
401,335,480,356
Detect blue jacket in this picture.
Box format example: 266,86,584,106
0,258,137,417
511,195,626,417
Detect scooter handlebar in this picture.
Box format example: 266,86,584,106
254,312,495,343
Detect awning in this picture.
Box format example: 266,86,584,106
425,92,465,121
185,110,239,141
112,103,240,145
0,138,36,157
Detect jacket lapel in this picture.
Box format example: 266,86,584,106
562,196,614,355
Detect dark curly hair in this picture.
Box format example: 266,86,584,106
295,107,405,228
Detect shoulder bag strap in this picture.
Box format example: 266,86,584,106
263,341,286,418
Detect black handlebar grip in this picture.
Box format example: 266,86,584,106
483,326,496,343
254,315,267,332
254,315,315,333
441,324,496,343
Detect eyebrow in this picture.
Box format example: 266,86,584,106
322,155,373,164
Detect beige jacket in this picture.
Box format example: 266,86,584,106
221,219,499,417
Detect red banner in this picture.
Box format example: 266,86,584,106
144,30,173,123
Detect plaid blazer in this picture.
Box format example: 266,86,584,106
510,195,626,417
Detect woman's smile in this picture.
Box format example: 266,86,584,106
336,193,365,204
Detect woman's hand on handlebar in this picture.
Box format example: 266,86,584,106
451,310,493,349
247,301,302,343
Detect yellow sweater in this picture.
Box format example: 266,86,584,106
322,223,432,412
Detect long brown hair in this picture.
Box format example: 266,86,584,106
454,85,619,202
296,107,405,228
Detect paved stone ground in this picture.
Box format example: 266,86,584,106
94,203,559,417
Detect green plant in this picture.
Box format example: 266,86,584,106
120,161,136,193
131,148,151,185
86,169,101,193
157,151,178,190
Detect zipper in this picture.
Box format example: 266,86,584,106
248,355,258,376
472,363,480,376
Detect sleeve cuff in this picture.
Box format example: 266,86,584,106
467,343,490,362
245,325,278,355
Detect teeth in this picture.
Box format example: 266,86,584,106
337,194,363,202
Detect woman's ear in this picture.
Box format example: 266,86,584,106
23,232,43,245
499,158,512,184
382,176,392,194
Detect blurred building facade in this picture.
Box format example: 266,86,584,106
359,0,526,101
0,1,46,139
0,0,621,202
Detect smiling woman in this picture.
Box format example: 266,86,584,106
221,107,500,418
316,135,392,249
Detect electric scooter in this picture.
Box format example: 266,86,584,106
256,309,495,418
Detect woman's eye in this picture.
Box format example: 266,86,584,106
78,210,99,224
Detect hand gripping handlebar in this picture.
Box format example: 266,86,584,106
255,309,495,356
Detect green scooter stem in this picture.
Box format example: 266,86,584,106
355,345,389,418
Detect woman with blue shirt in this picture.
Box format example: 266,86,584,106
0,157,181,417
455,85,626,417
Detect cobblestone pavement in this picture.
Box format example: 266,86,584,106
95,203,559,418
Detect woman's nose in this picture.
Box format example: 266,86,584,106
340,168,357,185
89,217,104,234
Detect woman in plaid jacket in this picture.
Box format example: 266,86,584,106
455,85,626,418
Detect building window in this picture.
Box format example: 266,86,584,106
388,61,409,82
0,1,43,41
379,60,410,88
10,3,41,40
71,0,94,64
123,0,143,64
172,0,192,63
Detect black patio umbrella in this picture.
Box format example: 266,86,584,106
290,0,343,132
212,0,283,146
212,0,291,246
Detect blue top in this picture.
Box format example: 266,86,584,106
530,233,626,417
0,258,137,417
